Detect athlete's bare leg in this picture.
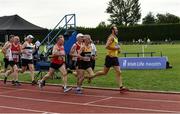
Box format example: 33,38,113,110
28,64,35,81
59,64,68,88
113,66,122,87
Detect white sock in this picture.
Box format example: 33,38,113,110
64,85,67,89
40,80,43,83
4,72,8,77
76,87,81,90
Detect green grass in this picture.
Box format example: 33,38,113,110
1,44,180,92
86,44,180,91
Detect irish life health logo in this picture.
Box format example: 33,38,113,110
123,60,127,67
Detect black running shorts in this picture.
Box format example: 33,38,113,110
21,59,33,66
50,63,64,70
104,55,119,68
3,58,9,69
78,60,91,70
9,61,18,67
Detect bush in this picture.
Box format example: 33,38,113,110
76,24,180,42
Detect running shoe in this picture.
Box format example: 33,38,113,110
38,80,45,89
32,80,37,86
15,81,21,86
119,86,129,93
3,76,7,84
63,87,73,93
75,88,83,94
12,80,15,85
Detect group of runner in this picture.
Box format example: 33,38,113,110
1,25,128,94
2,35,36,86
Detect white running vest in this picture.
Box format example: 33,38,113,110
22,43,34,60
8,49,13,61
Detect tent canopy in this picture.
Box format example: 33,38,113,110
0,14,48,34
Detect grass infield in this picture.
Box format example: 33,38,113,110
0,44,180,92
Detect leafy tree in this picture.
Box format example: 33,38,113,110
106,0,141,26
96,21,107,28
142,12,156,24
156,13,180,24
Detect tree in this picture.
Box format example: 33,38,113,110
106,0,141,26
156,13,180,24
96,21,107,28
142,12,156,24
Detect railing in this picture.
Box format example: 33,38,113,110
40,14,76,46
122,52,163,57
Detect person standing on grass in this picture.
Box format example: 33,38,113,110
33,40,41,66
89,25,128,93
90,39,97,71
20,35,36,85
2,35,14,73
75,35,95,94
38,35,72,93
3,36,21,86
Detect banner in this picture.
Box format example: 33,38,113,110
64,31,77,54
119,57,167,70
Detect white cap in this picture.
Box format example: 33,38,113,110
76,33,84,39
27,35,34,39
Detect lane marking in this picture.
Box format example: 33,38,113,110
0,94,177,113
84,97,113,105
87,104,178,113
1,86,180,104
0,105,49,113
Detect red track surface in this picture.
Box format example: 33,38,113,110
0,81,180,113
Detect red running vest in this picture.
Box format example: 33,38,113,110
51,45,65,64
11,43,20,62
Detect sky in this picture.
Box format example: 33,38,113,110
0,0,180,29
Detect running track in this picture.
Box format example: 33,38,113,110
0,81,180,113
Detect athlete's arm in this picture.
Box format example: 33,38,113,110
2,43,11,55
21,42,28,54
19,44,22,54
2,43,7,55
70,44,78,57
105,37,119,50
52,45,65,57
77,46,85,60
32,44,35,52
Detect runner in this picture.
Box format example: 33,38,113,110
38,35,72,93
89,25,128,93
3,36,21,86
2,35,14,73
75,34,95,94
69,33,84,71
20,35,36,85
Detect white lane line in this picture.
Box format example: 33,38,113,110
0,94,177,113
87,104,177,113
1,86,180,104
0,86,106,98
0,105,49,113
84,97,113,105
